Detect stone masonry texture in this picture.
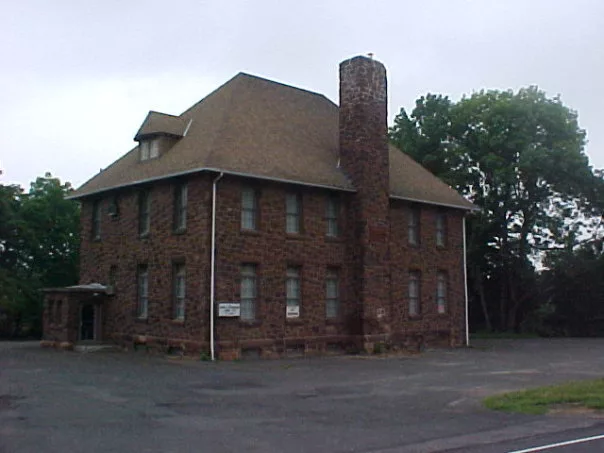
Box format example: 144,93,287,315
43,56,467,358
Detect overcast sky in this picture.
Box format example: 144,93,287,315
2,0,603,189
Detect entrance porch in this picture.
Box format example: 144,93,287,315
41,283,110,350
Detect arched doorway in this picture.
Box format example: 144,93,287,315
80,303,96,341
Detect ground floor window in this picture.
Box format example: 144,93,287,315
286,267,301,318
436,271,447,314
240,264,257,320
408,271,421,316
137,265,149,318
326,269,339,318
173,263,186,320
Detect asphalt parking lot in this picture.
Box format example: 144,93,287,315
1,339,604,453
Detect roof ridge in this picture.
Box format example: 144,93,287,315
147,110,183,119
235,72,337,106
178,73,244,118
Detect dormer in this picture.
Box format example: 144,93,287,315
134,111,190,162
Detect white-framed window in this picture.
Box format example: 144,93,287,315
174,183,188,231
149,139,159,159
137,265,149,319
436,271,448,314
140,139,159,161
325,195,339,237
408,271,421,316
241,187,257,230
408,206,420,246
173,263,186,320
286,193,301,234
436,212,447,247
91,200,101,240
140,141,150,161
138,190,150,236
240,264,257,321
326,269,340,319
286,266,301,318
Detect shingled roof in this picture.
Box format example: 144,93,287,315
71,73,475,211
134,111,189,140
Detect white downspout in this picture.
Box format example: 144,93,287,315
210,172,224,361
463,215,470,346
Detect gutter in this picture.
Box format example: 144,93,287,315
209,172,224,361
66,167,356,200
463,215,470,346
389,195,479,212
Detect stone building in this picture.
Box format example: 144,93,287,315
42,55,476,359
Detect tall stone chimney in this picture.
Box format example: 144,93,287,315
339,55,391,350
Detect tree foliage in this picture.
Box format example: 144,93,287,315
0,173,79,337
390,87,604,332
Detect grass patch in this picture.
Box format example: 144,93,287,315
484,378,604,415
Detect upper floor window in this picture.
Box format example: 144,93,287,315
173,263,186,320
325,268,340,319
137,265,149,319
408,206,420,246
436,212,447,247
436,271,448,314
241,187,258,230
174,183,188,232
240,264,257,321
91,200,101,240
286,266,301,318
138,190,151,236
286,193,301,234
140,139,159,161
325,195,340,237
408,271,421,316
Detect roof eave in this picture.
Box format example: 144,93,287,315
67,167,357,200
134,131,184,141
389,194,480,212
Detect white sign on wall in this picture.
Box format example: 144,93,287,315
286,306,300,318
218,303,241,317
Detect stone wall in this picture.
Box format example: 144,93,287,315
77,172,466,358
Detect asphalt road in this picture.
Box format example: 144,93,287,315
1,339,604,453
448,425,604,452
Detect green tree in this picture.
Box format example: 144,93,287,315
390,87,602,332
0,173,79,337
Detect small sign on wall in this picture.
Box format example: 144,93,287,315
286,305,300,318
218,303,241,317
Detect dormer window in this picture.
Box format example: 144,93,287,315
134,111,188,162
140,139,159,161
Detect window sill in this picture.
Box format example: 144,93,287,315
173,228,187,236
286,318,304,325
134,316,149,323
91,237,101,243
408,315,423,321
240,228,260,236
325,235,344,243
139,232,150,240
171,318,185,325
